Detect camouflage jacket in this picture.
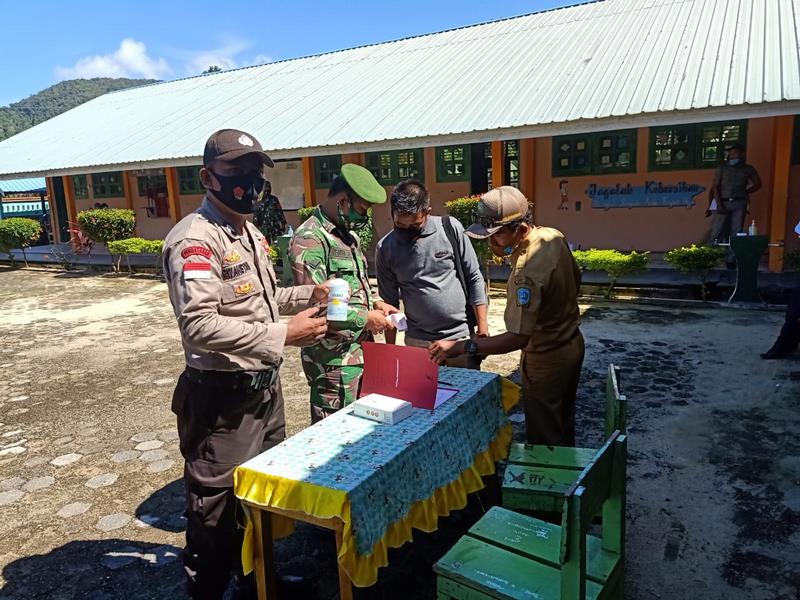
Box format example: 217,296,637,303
253,195,287,244
289,207,373,367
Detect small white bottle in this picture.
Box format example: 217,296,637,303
748,220,757,236
327,277,350,321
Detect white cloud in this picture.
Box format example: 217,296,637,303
55,38,171,80
181,41,273,75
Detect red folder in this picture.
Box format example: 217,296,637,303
360,342,439,410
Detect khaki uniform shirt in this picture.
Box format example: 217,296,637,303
505,227,582,353
163,197,315,371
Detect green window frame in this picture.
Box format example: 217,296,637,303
72,175,89,199
365,149,424,185
91,171,124,198
314,155,342,188
649,120,747,171
178,166,204,195
137,174,167,197
552,130,637,177
436,145,471,182
504,140,520,188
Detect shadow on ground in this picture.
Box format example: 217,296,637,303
135,479,186,533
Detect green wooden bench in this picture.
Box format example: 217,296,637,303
503,364,626,513
435,431,627,600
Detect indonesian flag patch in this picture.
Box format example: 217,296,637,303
183,262,212,280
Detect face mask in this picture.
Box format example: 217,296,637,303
394,225,423,243
338,201,370,231
209,171,265,214
728,159,741,166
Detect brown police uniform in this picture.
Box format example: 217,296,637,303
164,196,314,598
505,226,584,446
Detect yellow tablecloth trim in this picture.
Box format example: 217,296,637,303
236,377,520,587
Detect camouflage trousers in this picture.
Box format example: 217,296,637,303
301,360,363,423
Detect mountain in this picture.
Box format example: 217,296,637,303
0,77,159,142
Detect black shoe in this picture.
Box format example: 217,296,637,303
761,348,787,360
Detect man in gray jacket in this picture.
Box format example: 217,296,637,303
375,179,488,368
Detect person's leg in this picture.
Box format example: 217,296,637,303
173,375,276,599
762,287,800,358
305,364,363,423
261,378,286,452
519,334,584,447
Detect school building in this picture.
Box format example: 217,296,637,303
0,0,798,270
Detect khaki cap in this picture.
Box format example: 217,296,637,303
466,186,529,239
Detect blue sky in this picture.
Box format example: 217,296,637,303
0,0,579,106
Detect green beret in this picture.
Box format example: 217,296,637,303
340,163,386,205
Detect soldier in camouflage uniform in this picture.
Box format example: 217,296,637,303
290,164,399,422
252,180,287,244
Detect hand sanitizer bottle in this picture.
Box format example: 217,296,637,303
748,220,757,236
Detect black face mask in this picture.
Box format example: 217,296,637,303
394,226,423,244
208,171,265,214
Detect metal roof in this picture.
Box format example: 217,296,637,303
0,177,47,193
1,0,800,179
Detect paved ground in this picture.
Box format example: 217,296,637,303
0,267,797,599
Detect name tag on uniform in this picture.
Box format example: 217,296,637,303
183,262,212,280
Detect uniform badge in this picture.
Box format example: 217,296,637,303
223,250,242,264
238,134,253,147
234,281,255,296
222,262,252,280
181,245,212,259
183,262,212,280
517,287,531,306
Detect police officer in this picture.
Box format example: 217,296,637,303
289,164,398,422
163,129,328,599
430,186,584,447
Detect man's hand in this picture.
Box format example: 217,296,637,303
285,307,327,346
374,300,400,316
366,309,394,334
429,339,463,364
311,283,330,304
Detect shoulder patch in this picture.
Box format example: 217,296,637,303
517,287,532,306
181,246,212,260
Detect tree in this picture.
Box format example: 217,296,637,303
203,65,222,74
0,217,42,267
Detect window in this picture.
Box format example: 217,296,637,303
91,171,124,198
72,175,89,199
504,141,520,188
314,155,342,188
649,120,746,170
178,166,204,195
365,149,424,184
436,145,470,182
552,130,636,176
137,174,167,197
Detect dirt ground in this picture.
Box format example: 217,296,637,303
0,267,797,600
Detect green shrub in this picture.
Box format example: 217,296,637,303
106,237,163,272
785,248,800,271
77,208,135,244
664,244,725,300
0,217,42,266
445,196,492,264
268,244,279,263
573,248,650,298
296,204,374,248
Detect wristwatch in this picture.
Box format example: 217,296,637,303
465,339,479,356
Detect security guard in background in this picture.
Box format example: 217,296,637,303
430,186,584,447
163,129,328,599
290,164,398,422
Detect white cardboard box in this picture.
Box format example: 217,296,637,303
351,393,414,425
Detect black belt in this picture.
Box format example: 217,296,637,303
183,366,279,391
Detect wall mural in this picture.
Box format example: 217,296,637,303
585,181,705,208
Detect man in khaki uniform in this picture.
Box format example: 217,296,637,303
430,186,583,446
163,129,328,599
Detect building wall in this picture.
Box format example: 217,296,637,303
532,118,776,252
786,165,800,253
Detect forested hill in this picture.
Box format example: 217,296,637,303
0,77,159,141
